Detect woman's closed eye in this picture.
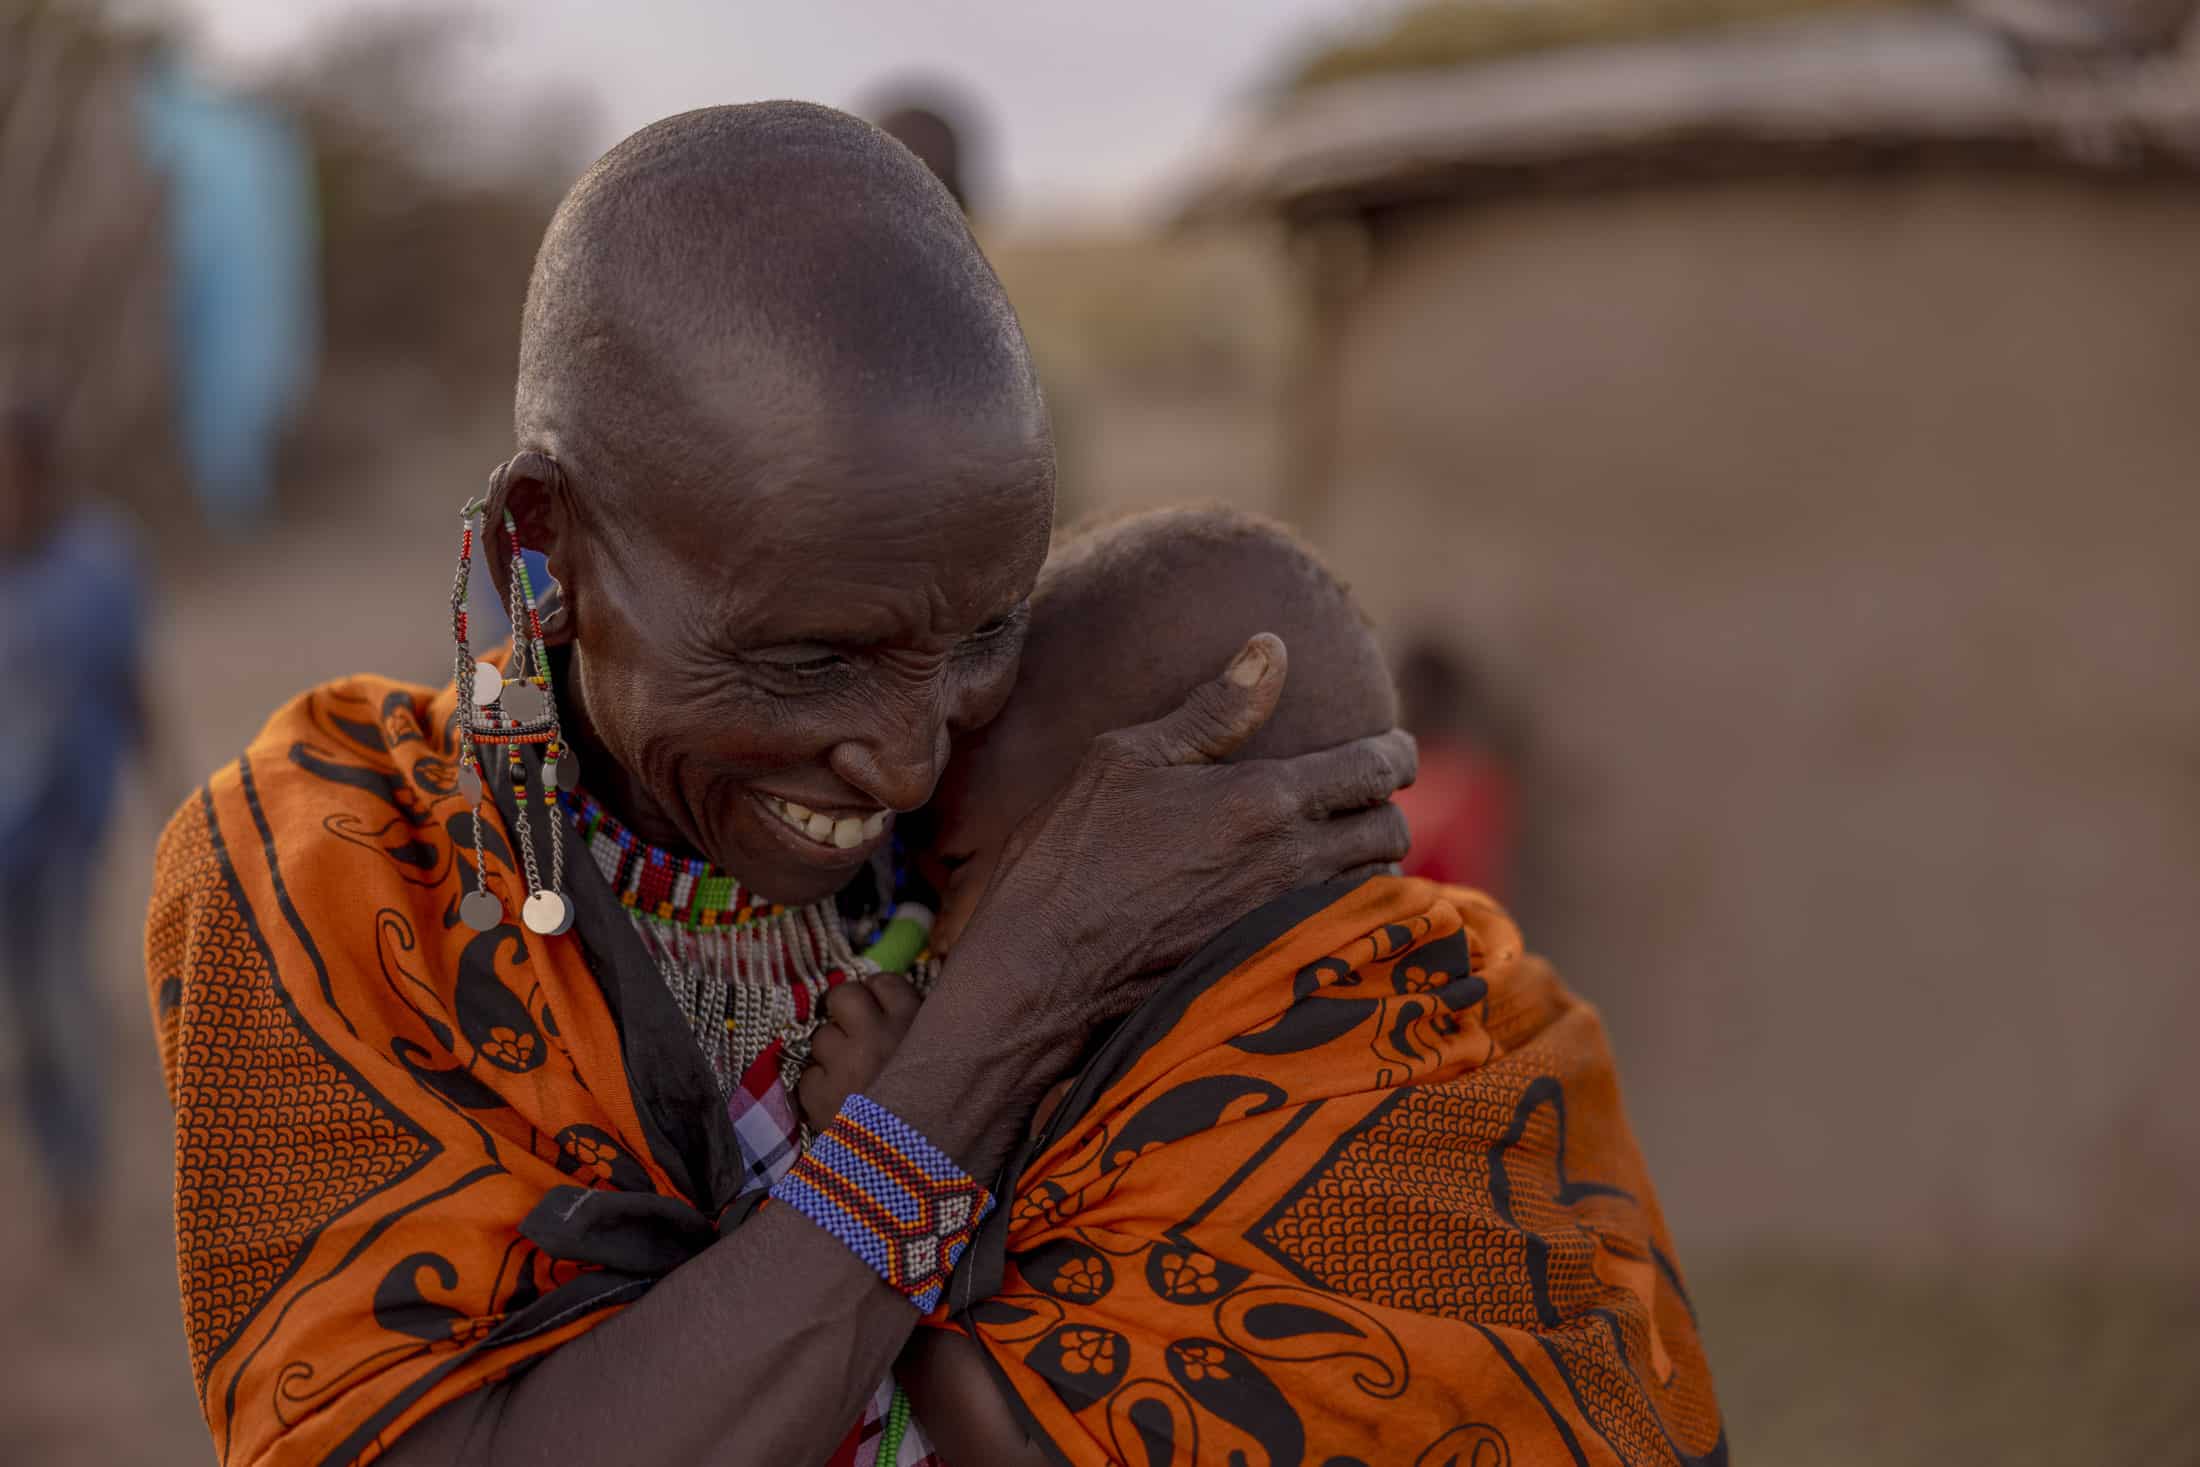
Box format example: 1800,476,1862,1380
750,644,850,678
960,606,1027,651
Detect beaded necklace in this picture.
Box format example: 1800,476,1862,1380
560,787,935,1098
568,787,786,929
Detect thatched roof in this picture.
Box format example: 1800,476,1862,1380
1278,0,1903,91
1179,9,2200,223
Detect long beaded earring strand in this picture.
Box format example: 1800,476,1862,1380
449,496,574,936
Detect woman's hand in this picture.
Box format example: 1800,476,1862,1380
923,633,1415,1106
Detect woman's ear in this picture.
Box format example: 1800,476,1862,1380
482,449,577,646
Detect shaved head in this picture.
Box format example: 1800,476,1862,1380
490,102,1056,903
1022,506,1395,767
514,100,1044,513
927,506,1398,947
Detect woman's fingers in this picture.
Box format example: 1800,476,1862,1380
1107,634,1287,770
1304,800,1413,879
1271,727,1419,817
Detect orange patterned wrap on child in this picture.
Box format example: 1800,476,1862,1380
932,876,1725,1467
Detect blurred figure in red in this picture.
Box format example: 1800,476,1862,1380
1393,637,1519,898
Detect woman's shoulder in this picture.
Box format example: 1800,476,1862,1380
147,672,473,1085
151,673,464,930
165,671,467,866
243,672,465,772
218,671,471,868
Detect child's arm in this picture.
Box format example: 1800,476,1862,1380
896,1327,1051,1467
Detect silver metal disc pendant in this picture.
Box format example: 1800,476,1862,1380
457,765,484,805
470,662,504,708
459,888,504,931
552,749,579,792
501,681,548,722
522,889,573,936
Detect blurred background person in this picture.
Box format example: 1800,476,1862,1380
1391,636,1521,898
871,83,979,214
0,384,152,1245
866,76,1108,529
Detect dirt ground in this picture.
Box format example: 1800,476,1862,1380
3,389,2197,1466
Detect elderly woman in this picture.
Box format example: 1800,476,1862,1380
145,105,1412,1467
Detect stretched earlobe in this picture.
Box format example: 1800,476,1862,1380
535,571,573,644
506,447,561,489
482,450,573,640
487,449,565,546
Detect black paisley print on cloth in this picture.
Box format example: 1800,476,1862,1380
929,876,1725,1467
148,672,788,1466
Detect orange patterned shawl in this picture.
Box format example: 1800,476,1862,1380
932,876,1725,1467
146,675,781,1466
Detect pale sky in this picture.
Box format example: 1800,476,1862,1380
164,0,1385,228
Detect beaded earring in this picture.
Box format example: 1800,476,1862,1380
449,493,575,936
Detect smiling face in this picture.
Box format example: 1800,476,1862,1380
497,103,1056,901
536,399,1052,906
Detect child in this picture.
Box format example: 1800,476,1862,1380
800,504,1400,1460
795,503,1397,1133
803,504,1720,1467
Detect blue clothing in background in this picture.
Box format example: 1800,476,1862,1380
0,508,146,1213
137,63,318,532
0,508,146,863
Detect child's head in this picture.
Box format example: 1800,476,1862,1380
927,505,1397,951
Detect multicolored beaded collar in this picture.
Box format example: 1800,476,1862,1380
561,786,785,930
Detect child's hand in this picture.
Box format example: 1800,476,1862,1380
797,972,923,1133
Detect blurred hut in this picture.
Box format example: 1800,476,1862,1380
1182,6,2200,1261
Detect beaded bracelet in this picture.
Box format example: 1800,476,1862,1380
769,1093,991,1313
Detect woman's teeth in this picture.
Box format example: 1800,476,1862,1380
770,798,887,851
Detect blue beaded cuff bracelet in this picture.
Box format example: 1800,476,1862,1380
769,1093,992,1313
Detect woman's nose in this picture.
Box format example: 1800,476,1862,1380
829,696,952,813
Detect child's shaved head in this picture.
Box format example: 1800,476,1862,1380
928,506,1397,949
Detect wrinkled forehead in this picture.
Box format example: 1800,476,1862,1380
584,384,1052,607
